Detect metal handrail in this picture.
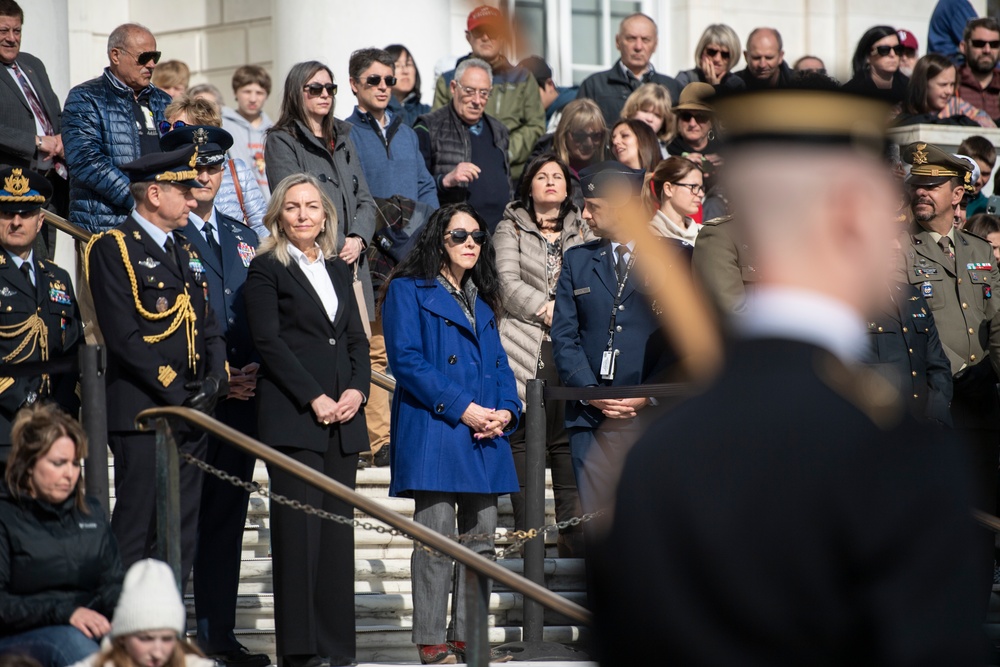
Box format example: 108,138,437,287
43,210,92,243
372,369,395,393
135,405,590,626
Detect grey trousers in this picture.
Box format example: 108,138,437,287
411,491,498,645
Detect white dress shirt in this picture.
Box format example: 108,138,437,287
288,244,339,322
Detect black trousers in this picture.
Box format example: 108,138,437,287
269,434,357,664
108,429,206,590
194,399,258,654
508,340,583,557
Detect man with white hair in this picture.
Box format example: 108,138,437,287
415,58,510,232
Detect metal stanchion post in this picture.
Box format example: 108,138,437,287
466,568,491,667
153,417,182,588
80,345,109,516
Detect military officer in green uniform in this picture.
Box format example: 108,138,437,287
85,145,228,588
691,214,759,315
0,167,82,471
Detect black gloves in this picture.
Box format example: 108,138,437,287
182,373,228,414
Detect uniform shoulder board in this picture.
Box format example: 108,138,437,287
815,353,905,430
960,227,991,245
701,215,733,227
568,239,603,253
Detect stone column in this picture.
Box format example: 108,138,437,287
22,0,70,100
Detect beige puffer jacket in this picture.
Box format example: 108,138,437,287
496,201,594,406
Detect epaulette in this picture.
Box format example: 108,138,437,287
814,353,905,430
701,215,734,227
566,238,604,254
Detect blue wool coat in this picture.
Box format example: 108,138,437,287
383,277,520,498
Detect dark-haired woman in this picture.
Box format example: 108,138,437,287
842,26,910,103
897,54,996,127
609,118,661,172
495,155,592,559
265,60,378,328
0,404,122,667
386,44,431,127
381,203,519,665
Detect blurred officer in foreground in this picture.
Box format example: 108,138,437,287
593,89,983,665
0,167,81,471
159,126,267,667
85,146,228,588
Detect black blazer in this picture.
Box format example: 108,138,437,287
0,53,62,168
245,250,370,454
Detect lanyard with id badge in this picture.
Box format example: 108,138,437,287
601,252,636,380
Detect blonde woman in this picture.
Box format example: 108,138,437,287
621,83,675,156
675,24,745,90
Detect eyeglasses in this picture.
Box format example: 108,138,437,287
444,229,488,245
570,130,605,144
119,48,161,65
971,39,1000,49
303,82,338,96
458,85,491,100
157,120,187,136
704,46,731,60
678,111,711,123
671,182,705,195
357,74,398,87
871,44,904,57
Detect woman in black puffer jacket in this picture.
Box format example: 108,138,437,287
0,404,123,667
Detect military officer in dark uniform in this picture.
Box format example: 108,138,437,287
551,160,682,515
159,126,267,667
85,146,228,587
593,90,982,665
691,214,761,315
0,167,81,470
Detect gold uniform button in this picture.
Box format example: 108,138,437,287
962,302,968,309
971,354,977,361
5,306,11,312
913,393,919,399
158,282,164,288
969,328,975,334
958,278,963,284
878,326,884,332
902,327,908,332
908,348,914,354
195,353,201,360
193,329,198,336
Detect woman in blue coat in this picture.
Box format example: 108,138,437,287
381,202,520,665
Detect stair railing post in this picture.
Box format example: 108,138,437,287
466,568,491,667
153,417,182,588
80,344,109,516
523,378,547,642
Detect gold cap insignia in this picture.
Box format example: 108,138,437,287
912,144,928,165
3,169,29,196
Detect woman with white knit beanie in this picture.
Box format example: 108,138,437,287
69,560,218,667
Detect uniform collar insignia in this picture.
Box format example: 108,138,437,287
132,231,142,241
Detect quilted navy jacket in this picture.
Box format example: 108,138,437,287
62,68,171,233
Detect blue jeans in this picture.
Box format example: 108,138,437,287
0,625,100,667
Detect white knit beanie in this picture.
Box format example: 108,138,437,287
110,559,186,638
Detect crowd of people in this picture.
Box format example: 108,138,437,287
3,0,1000,664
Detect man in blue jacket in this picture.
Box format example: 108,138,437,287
160,125,267,667
62,23,171,234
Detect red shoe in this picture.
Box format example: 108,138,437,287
418,644,456,665
446,641,513,663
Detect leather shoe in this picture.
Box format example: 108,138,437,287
211,646,271,667
372,444,390,467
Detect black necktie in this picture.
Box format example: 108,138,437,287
204,221,223,264
163,236,180,271
615,245,629,284
19,261,33,287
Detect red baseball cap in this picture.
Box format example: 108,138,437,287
897,29,918,51
468,5,505,32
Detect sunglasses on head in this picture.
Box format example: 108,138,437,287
157,119,186,136
678,111,710,123
971,39,1000,49
872,44,904,56
303,82,338,96
444,229,488,245
358,74,398,87
570,130,605,144
120,48,161,65
704,46,731,60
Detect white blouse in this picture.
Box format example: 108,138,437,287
288,244,339,322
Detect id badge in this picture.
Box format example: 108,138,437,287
600,349,617,380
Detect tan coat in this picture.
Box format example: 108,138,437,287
495,202,594,405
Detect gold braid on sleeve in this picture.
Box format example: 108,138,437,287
0,312,50,395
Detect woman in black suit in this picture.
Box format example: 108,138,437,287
244,172,371,667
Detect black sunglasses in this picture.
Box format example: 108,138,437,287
704,46,731,60
444,229,488,245
157,119,186,136
872,44,904,56
471,25,503,41
570,130,605,144
303,82,338,96
971,39,1000,49
678,111,710,123
120,48,161,65
358,74,398,87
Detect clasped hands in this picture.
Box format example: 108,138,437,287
311,388,365,425
227,362,259,401
588,397,649,420
462,402,512,440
